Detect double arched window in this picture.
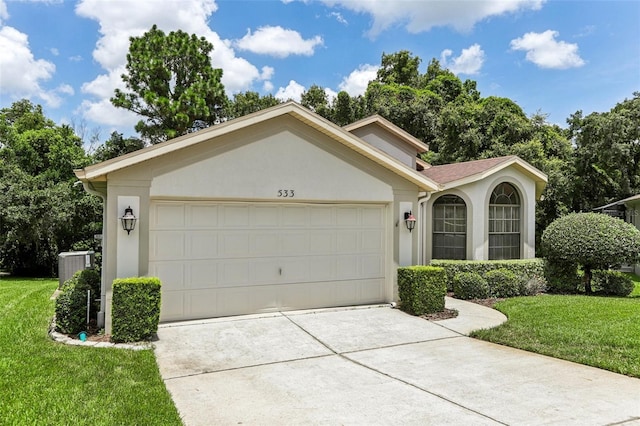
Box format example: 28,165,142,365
432,195,466,260
488,183,520,260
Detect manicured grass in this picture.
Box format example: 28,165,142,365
0,277,182,425
624,272,640,297
472,294,640,378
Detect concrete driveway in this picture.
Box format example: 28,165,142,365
154,299,640,425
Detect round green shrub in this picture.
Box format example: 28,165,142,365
592,270,634,297
453,272,489,300
542,213,640,293
55,269,101,335
484,268,520,298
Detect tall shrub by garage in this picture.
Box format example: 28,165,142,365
111,277,161,343
55,269,101,335
397,266,446,315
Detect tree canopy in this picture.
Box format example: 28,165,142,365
0,100,101,275
112,25,227,144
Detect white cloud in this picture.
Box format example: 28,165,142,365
338,64,378,96
50,47,59,56
235,26,323,58
330,11,348,25
263,81,274,92
510,30,585,69
56,83,74,96
260,66,275,81
69,55,82,62
440,44,485,75
275,80,305,102
320,0,544,37
74,0,270,129
0,25,63,106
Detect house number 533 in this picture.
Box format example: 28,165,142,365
278,189,295,198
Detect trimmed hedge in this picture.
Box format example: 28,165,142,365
592,270,634,297
484,269,520,298
453,272,489,300
55,269,101,335
397,266,446,315
430,259,545,291
111,277,161,343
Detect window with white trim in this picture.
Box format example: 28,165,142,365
432,195,466,260
489,182,520,260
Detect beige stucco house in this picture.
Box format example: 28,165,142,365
75,102,547,332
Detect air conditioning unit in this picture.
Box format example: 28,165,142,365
58,251,95,288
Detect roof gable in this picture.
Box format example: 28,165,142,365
422,155,548,199
74,102,439,192
343,115,429,153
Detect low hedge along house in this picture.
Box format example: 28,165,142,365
75,102,547,332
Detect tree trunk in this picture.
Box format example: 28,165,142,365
584,266,593,294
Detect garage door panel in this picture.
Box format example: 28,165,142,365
219,233,250,257
153,204,185,229
150,201,387,322
309,231,334,254
221,205,250,227
281,205,308,227
188,232,218,258
337,231,359,253
150,232,185,260
251,205,280,227
361,255,385,277
221,260,250,286
150,262,184,290
188,204,218,227
160,291,185,321
189,262,218,289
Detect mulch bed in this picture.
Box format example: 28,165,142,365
419,293,505,321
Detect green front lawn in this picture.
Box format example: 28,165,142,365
472,293,640,378
0,277,182,425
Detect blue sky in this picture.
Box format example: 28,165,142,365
1,0,638,141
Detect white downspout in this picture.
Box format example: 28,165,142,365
81,181,107,329
417,191,431,265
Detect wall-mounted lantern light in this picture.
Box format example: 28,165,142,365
120,206,137,235
404,211,416,232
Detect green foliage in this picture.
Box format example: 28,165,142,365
570,93,640,211
224,91,281,120
93,131,145,162
397,266,446,315
112,277,161,343
430,259,545,291
484,268,520,298
0,100,102,276
542,213,640,293
452,272,489,300
376,50,422,87
544,260,581,294
112,24,227,143
592,270,634,297
55,269,100,334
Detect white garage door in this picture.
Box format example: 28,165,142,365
149,201,387,322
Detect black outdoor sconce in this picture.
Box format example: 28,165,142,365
404,211,416,232
120,206,137,235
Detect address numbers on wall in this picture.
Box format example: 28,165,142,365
277,189,295,198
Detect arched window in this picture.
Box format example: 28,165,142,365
489,183,520,260
432,195,466,259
